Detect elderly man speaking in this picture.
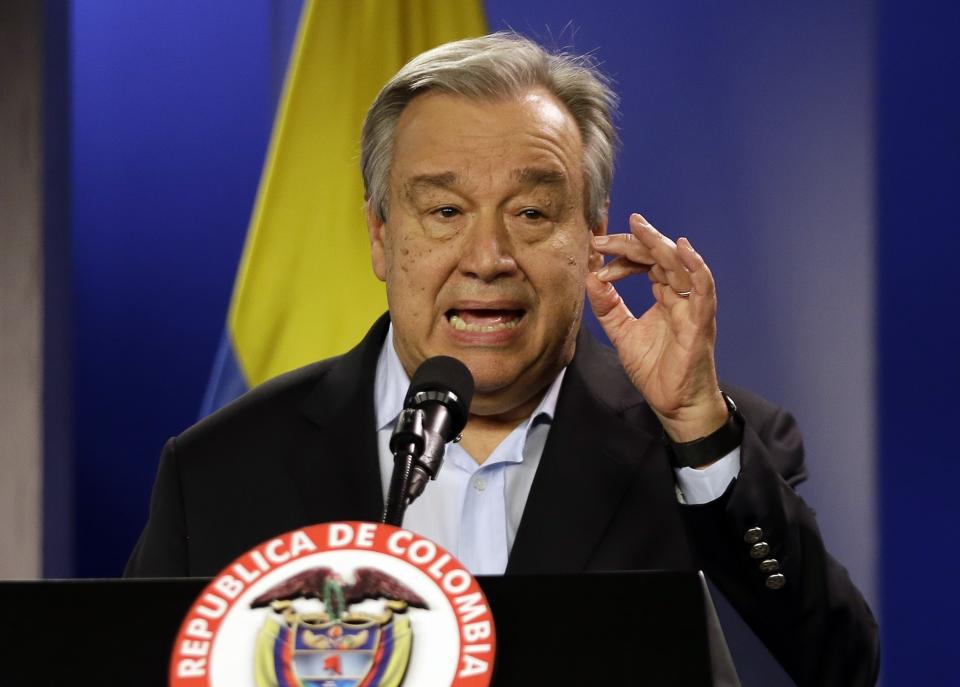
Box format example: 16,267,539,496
127,33,879,685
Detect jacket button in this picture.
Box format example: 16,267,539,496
759,558,780,574
744,526,763,544
765,573,786,590
750,542,770,559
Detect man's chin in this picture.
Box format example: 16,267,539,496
455,355,526,390
461,363,557,416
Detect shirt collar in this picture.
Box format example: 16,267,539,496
374,324,566,433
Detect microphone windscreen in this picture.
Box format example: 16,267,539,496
405,356,475,432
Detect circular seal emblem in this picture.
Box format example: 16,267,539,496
169,522,495,687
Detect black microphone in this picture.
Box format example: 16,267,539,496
382,356,474,527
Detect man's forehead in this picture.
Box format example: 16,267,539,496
392,89,581,154
512,167,567,186
390,89,583,200
402,167,570,195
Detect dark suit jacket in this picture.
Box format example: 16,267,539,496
126,314,878,685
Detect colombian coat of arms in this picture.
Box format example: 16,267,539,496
252,567,427,687
169,522,495,687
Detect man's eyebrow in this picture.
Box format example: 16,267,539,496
513,167,568,187
407,172,459,192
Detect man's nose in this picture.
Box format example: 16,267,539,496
457,212,518,281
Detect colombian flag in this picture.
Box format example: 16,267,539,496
202,0,487,415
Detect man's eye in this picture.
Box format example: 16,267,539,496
433,206,460,219
520,208,545,220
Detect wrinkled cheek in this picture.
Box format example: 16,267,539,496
547,230,593,275
539,256,588,316
564,256,591,313
388,235,426,280
386,246,441,331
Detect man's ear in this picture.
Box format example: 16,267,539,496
366,200,388,282
588,203,610,272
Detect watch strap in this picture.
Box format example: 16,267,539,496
666,392,744,469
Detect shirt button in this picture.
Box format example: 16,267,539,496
473,478,487,492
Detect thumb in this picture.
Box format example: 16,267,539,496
586,272,636,344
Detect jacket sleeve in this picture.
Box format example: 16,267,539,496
681,403,880,686
124,437,190,577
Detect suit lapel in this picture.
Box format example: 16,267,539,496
288,315,390,525
506,330,677,573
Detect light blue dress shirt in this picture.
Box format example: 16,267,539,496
375,326,740,575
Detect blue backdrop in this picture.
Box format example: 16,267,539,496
877,1,960,681
50,1,960,683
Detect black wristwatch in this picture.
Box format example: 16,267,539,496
666,391,744,469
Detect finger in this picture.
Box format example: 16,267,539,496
677,237,717,326
663,265,694,295
631,214,694,294
595,230,684,291
595,255,653,283
592,232,656,265
677,237,715,297
653,280,692,310
585,272,636,346
630,213,677,252
650,285,703,348
647,264,668,285
651,281,676,307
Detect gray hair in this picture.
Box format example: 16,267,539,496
360,32,618,227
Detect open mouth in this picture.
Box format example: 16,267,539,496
446,309,525,333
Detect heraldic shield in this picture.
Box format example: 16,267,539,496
250,567,426,687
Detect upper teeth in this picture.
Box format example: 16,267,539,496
448,313,520,332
